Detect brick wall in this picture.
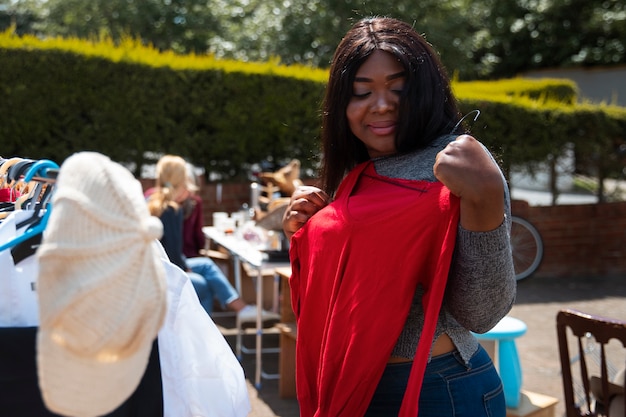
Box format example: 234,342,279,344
142,179,626,279
140,178,251,219
512,199,626,278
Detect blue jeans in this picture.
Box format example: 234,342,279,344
186,257,240,314
365,345,505,417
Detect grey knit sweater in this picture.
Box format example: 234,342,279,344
373,135,517,364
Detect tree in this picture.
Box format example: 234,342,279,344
470,0,626,79
10,0,477,75
0,0,40,35
27,0,222,54
6,0,626,79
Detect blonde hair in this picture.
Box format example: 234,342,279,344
185,162,199,193
147,155,189,217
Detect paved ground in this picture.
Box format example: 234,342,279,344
216,274,626,417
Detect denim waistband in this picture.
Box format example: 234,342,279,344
384,345,486,374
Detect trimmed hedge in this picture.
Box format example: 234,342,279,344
1,30,624,186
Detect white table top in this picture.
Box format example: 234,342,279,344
202,226,288,269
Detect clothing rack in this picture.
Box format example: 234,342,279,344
0,156,165,417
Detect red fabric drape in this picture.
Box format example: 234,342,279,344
290,162,460,417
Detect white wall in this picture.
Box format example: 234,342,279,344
522,65,626,107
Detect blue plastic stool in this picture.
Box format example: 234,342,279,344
473,316,527,409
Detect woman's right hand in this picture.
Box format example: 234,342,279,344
282,186,330,240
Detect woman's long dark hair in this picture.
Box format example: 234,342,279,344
319,17,463,197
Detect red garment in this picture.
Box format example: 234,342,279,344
0,187,21,203
290,161,460,417
182,194,206,258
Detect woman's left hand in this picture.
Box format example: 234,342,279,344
433,135,505,231
282,185,330,240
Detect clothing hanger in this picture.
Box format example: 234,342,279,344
0,157,23,189
0,159,34,205
15,159,58,226
7,159,35,183
0,158,28,215
450,109,480,134
11,178,56,264
0,159,59,254
19,166,59,210
8,160,36,197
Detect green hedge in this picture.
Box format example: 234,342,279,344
1,30,624,186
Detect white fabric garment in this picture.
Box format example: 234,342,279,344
156,242,251,417
0,210,40,327
0,232,250,416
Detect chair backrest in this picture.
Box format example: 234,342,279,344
557,309,626,417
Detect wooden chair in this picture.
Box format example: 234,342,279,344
557,308,626,416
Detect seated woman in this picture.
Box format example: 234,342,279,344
146,154,277,323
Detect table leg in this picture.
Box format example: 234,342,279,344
255,266,263,389
233,255,243,361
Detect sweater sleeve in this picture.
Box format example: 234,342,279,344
444,178,516,333
182,195,206,258
191,196,206,255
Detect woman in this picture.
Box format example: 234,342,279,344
147,155,262,321
282,17,516,417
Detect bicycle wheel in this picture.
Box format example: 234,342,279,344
510,215,544,280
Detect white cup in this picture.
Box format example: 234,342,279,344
212,212,229,233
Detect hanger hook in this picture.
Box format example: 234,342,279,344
451,109,481,134
24,159,60,182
